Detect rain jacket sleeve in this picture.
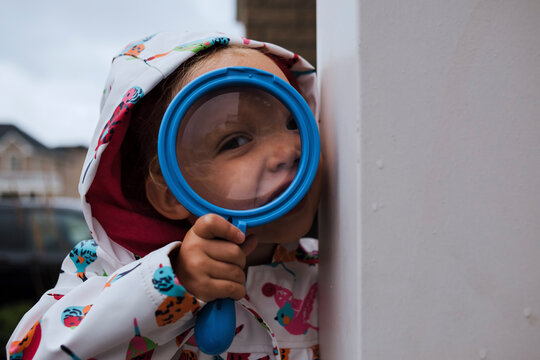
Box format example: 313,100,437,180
7,240,202,359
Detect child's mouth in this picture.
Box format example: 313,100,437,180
259,179,293,207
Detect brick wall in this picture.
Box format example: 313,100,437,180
237,0,316,67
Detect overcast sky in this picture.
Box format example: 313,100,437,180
0,0,245,148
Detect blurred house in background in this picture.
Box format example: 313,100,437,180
0,125,90,348
237,0,316,67
0,124,87,199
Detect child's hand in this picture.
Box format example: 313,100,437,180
172,214,257,302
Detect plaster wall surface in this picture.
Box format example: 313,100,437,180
317,1,540,358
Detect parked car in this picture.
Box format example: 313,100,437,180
0,197,91,304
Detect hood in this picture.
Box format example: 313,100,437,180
78,31,318,261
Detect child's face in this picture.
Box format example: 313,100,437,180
178,86,300,210
178,48,322,244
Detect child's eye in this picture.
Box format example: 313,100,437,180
286,117,298,130
218,135,252,153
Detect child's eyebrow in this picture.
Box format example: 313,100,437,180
195,119,246,151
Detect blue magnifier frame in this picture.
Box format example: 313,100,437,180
158,66,320,355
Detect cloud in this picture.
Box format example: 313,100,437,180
0,60,100,147
0,0,245,147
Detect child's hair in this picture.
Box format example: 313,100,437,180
121,44,299,204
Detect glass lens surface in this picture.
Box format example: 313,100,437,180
176,87,300,210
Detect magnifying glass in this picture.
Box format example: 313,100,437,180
158,66,320,355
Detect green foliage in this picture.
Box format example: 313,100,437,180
0,301,34,360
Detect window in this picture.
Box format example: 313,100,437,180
28,209,91,253
9,153,22,171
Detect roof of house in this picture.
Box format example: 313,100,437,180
0,123,88,153
0,123,49,151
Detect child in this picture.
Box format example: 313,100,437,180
7,31,321,360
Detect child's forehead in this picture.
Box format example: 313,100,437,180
179,87,291,142
186,48,290,85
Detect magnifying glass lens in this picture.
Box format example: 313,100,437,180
176,86,301,210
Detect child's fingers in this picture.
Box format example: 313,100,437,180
192,214,245,244
185,270,246,302
204,239,247,269
204,279,246,301
183,275,246,302
206,259,246,285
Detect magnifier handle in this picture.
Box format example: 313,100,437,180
194,297,236,355
194,220,245,355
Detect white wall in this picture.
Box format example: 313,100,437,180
317,1,540,359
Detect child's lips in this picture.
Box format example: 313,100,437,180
258,178,294,207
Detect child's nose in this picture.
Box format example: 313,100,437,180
266,134,301,172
